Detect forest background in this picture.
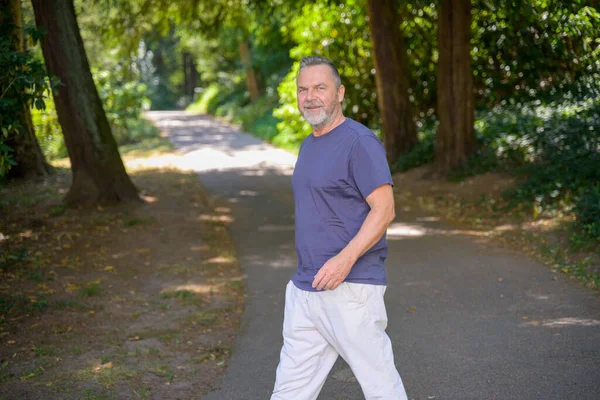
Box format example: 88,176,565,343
1,0,599,396
2,0,599,282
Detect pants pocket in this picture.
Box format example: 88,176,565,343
343,282,369,305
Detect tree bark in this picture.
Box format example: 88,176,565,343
2,0,53,180
434,0,476,175
31,0,140,204
238,39,262,102
182,52,198,101
366,0,418,164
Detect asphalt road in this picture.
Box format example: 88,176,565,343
147,111,600,400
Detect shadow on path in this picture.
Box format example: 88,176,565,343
146,111,600,400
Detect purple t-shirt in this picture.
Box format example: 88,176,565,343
291,118,393,292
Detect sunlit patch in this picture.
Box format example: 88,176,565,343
242,170,267,176
215,207,230,213
93,361,113,373
190,245,209,252
199,214,234,223
494,224,517,231
239,190,258,197
386,223,427,237
541,317,600,328
205,256,235,264
163,283,215,295
140,194,158,203
258,224,295,232
524,317,600,328
415,216,440,222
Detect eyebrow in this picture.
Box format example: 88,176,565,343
297,83,328,89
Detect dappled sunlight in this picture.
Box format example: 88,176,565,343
523,317,600,328
125,154,189,172
145,111,297,175
415,216,441,222
387,223,427,237
258,224,295,232
387,221,498,240
243,253,297,270
162,276,245,295
205,256,235,264
199,214,235,223
140,194,158,203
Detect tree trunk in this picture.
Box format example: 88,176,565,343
2,0,53,180
182,52,198,101
366,0,418,164
434,0,476,175
238,39,262,102
31,0,140,204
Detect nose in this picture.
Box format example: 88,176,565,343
305,88,316,101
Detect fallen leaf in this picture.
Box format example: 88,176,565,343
136,248,150,253
104,266,115,272
65,283,79,293
7,340,16,345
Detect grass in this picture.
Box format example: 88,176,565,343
33,345,58,357
148,363,175,383
160,290,193,300
0,294,48,315
79,283,102,297
119,136,174,158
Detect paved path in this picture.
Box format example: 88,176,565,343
147,111,600,400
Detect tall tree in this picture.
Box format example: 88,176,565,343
31,0,140,204
434,0,475,174
366,0,418,163
0,0,52,179
238,36,263,102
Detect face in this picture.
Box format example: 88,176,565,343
297,65,345,128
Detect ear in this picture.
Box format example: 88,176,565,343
337,85,345,102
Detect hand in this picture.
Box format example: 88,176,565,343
312,253,354,291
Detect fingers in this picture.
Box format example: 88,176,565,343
312,270,325,289
313,272,341,291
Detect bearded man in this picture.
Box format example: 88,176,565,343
270,56,409,400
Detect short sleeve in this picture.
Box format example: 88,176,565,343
349,135,394,199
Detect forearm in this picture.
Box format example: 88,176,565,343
339,204,395,265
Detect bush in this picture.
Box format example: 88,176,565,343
574,185,600,241
31,94,67,159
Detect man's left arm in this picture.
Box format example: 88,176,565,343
312,183,395,291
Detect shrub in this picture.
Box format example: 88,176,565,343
574,185,600,241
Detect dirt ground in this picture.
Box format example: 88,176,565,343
0,143,243,399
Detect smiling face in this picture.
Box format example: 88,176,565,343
297,64,345,133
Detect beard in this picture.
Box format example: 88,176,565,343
301,98,336,128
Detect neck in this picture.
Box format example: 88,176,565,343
312,109,346,137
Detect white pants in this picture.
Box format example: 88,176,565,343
271,281,408,400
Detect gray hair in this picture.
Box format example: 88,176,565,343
299,56,342,88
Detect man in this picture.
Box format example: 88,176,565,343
271,56,409,400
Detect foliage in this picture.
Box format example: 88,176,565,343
33,68,158,160
31,92,66,159
94,68,156,145
273,0,375,147
574,184,600,242
471,2,600,107
392,118,437,172
0,22,54,177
